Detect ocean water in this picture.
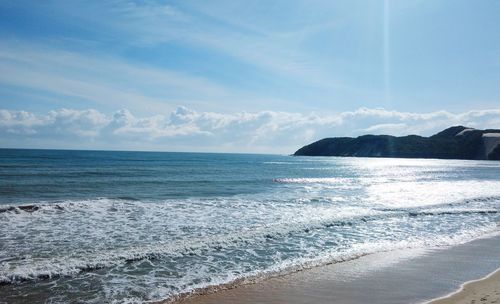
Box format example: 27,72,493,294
0,149,499,303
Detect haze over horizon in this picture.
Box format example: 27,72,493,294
1,0,499,153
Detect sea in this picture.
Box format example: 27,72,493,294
0,149,499,303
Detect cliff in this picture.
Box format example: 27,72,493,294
294,126,500,160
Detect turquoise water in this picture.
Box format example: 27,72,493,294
0,149,499,303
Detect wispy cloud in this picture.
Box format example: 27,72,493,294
0,42,243,113
7,1,346,89
97,1,343,86
2,107,499,153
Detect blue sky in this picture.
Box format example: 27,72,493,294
1,0,499,153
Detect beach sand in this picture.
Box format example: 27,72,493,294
428,269,500,304
171,235,500,304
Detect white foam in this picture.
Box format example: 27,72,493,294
273,177,350,184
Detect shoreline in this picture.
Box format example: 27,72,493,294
170,234,500,304
427,268,500,304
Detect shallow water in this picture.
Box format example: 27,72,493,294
0,149,499,303
180,236,500,304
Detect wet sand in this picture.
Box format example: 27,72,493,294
429,268,500,304
172,234,500,304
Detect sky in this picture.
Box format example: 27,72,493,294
0,0,499,154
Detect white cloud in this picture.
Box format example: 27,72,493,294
360,123,409,135
1,107,499,153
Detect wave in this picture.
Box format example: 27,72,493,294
375,195,500,211
273,177,351,184
145,228,500,303
408,209,498,217
1,197,498,285
2,226,498,295
0,206,383,284
0,204,64,214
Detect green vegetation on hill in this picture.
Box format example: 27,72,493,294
294,126,500,160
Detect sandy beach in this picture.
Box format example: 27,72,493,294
428,268,500,304
172,235,500,304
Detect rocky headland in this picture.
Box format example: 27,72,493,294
294,126,500,160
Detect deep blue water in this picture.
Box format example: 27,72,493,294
0,149,499,303
0,149,290,202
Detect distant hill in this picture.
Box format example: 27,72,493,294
294,126,500,160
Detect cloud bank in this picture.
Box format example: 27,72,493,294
1,107,499,154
